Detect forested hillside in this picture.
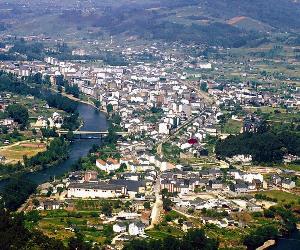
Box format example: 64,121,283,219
1,0,300,47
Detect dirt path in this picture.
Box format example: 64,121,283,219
172,208,197,219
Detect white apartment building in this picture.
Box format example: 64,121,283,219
67,182,127,198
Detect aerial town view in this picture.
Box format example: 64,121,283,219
0,0,299,250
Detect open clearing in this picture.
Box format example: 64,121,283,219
223,119,243,134
256,190,300,203
0,141,46,164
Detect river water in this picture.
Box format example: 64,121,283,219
0,102,107,187
269,231,300,250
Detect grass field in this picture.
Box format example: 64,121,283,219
37,210,110,246
146,225,184,240
223,119,243,134
276,164,300,172
0,141,46,164
244,106,300,124
256,190,300,203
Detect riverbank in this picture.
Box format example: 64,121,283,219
54,88,108,115
0,102,108,189
257,240,276,250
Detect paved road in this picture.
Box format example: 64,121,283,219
147,177,163,229
156,79,214,157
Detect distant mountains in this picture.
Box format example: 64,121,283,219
201,0,300,31
1,0,300,47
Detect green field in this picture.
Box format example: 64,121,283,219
256,190,300,203
146,225,184,240
279,164,300,172
223,119,243,134
36,210,112,246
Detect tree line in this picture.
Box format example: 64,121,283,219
0,71,78,113
215,130,300,164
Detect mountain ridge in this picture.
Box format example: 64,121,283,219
0,0,300,47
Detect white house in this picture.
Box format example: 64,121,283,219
282,178,296,190
1,118,14,126
198,63,212,69
242,173,263,183
182,221,193,232
96,158,120,173
128,221,145,236
113,222,127,233
158,122,170,135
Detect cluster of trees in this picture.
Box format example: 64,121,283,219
153,22,259,48
25,73,51,85
205,0,300,31
62,113,81,131
45,42,127,66
6,104,29,129
45,92,78,113
161,188,174,211
65,83,80,98
0,177,37,211
264,206,297,232
101,201,113,217
23,137,69,170
124,229,219,250
0,137,69,183
200,82,208,92
243,225,279,250
247,204,298,250
88,1,263,48
10,39,45,61
215,130,300,163
201,208,228,219
99,51,128,66
0,53,20,61
251,45,284,59
254,193,278,202
93,99,101,109
40,128,59,138
0,162,26,180
55,75,68,87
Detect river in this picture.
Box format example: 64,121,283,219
0,102,107,187
269,231,300,250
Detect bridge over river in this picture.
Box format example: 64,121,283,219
57,130,128,138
